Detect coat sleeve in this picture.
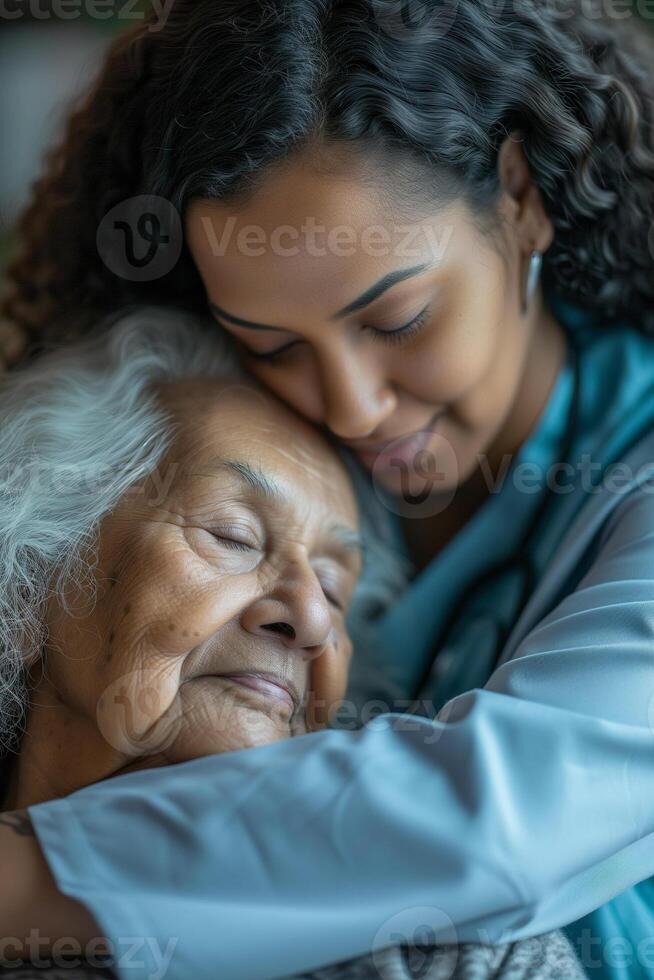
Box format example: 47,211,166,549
27,486,654,980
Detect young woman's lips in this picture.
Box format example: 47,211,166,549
355,413,445,468
216,672,297,715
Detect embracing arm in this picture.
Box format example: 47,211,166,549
24,485,654,980
0,810,104,960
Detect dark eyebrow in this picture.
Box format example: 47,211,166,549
331,262,432,319
208,262,433,332
209,302,285,333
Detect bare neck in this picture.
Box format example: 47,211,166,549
400,302,568,573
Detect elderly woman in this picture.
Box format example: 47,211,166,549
0,309,585,979
0,307,363,805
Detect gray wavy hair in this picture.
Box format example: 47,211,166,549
0,306,409,760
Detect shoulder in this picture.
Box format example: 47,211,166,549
592,471,654,571
491,471,654,725
551,296,654,464
541,301,654,542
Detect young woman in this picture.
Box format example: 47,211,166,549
2,1,654,979
0,320,585,975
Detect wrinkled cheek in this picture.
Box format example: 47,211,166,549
142,582,247,659
95,667,184,760
164,686,292,762
290,711,309,737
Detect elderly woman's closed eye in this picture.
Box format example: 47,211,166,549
0,309,363,809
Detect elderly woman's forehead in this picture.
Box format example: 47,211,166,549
165,378,352,495
170,379,317,445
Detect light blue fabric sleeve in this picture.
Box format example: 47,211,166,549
27,484,654,980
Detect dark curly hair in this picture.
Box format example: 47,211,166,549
3,0,654,347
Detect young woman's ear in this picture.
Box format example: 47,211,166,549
497,130,554,256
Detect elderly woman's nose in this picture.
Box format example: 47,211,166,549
240,578,333,656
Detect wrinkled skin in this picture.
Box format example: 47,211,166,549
5,380,361,809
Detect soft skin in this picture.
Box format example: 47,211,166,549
3,379,361,811
186,135,567,569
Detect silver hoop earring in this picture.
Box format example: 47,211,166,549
521,249,542,316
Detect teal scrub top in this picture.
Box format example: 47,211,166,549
28,294,654,980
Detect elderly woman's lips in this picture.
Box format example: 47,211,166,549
213,672,298,714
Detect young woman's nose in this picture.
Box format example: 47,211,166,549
240,572,334,660
317,347,397,440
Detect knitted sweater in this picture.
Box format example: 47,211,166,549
287,929,587,980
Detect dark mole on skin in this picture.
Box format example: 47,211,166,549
108,629,115,645
168,623,175,632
